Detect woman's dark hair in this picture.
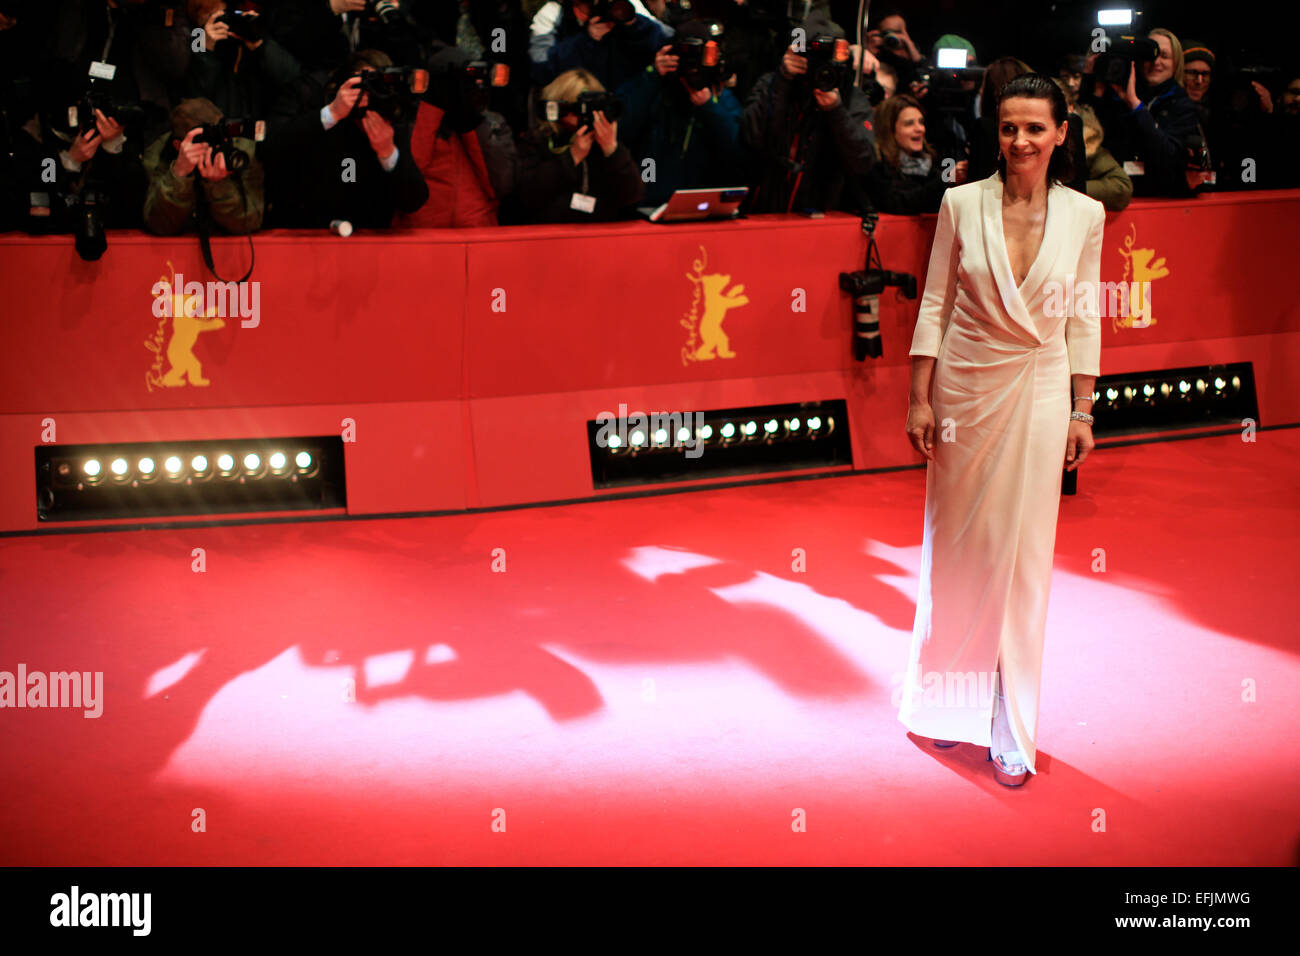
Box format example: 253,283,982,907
994,72,1075,186
980,56,1032,120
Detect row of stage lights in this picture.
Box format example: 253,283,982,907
605,415,836,453
67,449,316,486
1096,375,1242,406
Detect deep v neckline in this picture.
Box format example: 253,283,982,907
999,187,1053,295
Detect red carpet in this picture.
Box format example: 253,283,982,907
2,428,1297,865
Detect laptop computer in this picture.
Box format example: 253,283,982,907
637,186,748,223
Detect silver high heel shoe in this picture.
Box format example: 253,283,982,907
987,748,1028,786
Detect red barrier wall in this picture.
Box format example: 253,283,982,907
2,189,1297,532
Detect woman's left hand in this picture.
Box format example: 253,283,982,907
1064,420,1094,471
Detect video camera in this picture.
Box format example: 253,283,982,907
804,35,852,92
672,33,725,91
194,118,264,173
544,90,624,128
215,9,264,43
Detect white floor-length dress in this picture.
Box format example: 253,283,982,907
898,173,1106,774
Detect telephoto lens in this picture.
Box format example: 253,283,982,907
73,190,107,262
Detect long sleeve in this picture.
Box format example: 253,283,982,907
909,188,960,358
1067,202,1105,377
1085,147,1132,211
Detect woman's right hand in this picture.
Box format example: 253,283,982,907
906,401,936,460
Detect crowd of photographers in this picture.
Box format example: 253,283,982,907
1,0,1297,256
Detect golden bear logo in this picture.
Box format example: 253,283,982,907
1114,223,1169,332
682,245,749,364
145,262,225,391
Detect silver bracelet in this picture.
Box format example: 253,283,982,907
1070,410,1094,425
1072,395,1092,404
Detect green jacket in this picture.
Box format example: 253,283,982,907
142,131,264,235
1085,145,1133,212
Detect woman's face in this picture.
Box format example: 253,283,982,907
894,106,925,153
998,96,1065,178
1144,34,1175,86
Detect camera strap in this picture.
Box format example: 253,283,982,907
195,176,255,284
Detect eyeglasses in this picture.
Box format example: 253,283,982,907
1184,69,1211,79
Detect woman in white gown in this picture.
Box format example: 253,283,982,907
899,74,1105,786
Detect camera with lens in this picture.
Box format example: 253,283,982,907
65,187,108,262
840,268,917,360
878,30,906,53
804,35,852,92
1093,35,1160,87
194,118,263,173
590,0,636,25
544,90,624,127
363,0,402,25
840,268,917,300
672,33,725,90
73,89,146,136
1224,64,1278,114
215,9,264,43
354,66,429,119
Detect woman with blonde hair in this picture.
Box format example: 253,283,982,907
501,67,644,223
1083,26,1205,196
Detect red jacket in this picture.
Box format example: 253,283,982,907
396,101,498,228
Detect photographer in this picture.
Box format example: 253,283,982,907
184,1,304,130
502,67,645,223
863,9,925,91
267,49,428,228
617,18,745,207
269,0,421,79
143,97,264,235
1083,27,1208,197
529,0,672,90
741,11,876,214
394,45,518,228
50,0,194,145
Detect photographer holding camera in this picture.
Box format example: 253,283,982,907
268,48,428,228
529,0,672,91
184,1,304,129
503,67,645,223
863,9,926,91
143,97,264,235
617,18,745,207
741,11,876,214
394,44,518,228
1082,26,1209,197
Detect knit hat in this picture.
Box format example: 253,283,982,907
1182,41,1215,67
931,34,976,66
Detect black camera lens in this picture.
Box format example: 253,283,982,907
74,196,107,262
